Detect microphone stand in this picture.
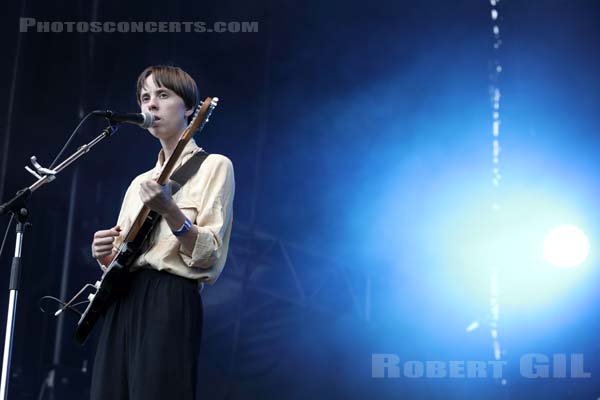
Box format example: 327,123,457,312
0,123,120,400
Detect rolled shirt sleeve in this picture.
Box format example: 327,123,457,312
180,154,235,269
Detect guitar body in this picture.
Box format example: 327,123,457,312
74,97,218,345
74,210,160,344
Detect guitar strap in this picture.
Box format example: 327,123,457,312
169,150,209,195
135,150,209,255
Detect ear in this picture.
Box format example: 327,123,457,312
184,108,193,118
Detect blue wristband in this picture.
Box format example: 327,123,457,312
172,218,192,237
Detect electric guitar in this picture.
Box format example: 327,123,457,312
74,97,218,345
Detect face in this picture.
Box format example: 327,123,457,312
139,74,193,141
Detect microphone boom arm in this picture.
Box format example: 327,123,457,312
0,123,119,216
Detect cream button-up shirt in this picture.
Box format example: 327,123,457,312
103,139,235,284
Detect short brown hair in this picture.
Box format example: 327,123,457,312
136,65,199,111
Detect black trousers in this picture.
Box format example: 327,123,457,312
90,269,203,400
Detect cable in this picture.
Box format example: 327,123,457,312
39,295,88,317
36,378,47,400
49,112,95,169
0,214,14,262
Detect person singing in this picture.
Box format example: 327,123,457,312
90,65,234,400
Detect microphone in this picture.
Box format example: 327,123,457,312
92,110,154,128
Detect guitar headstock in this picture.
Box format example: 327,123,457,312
181,97,219,141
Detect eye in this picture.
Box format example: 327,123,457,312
141,95,150,102
159,92,168,99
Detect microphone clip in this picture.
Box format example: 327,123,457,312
25,156,57,182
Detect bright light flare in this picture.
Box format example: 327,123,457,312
543,225,590,268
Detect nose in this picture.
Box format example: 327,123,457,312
145,96,158,111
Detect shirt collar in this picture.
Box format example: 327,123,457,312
156,138,201,168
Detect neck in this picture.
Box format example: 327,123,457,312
159,124,188,163
160,136,180,162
